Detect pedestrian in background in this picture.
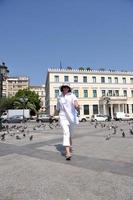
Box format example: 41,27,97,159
56,84,79,160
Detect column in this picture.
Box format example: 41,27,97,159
80,105,84,116
122,104,124,112
103,104,106,115
89,105,93,117
129,104,132,115
118,104,120,112
111,104,113,119
125,104,127,113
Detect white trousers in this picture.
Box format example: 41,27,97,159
60,120,75,146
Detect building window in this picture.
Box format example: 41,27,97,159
127,104,129,113
54,105,59,115
93,105,98,114
123,90,127,96
93,90,97,97
122,77,126,84
101,77,105,83
130,78,133,84
64,76,69,82
73,90,79,97
101,90,106,96
83,105,89,115
55,89,59,98
74,76,78,82
115,77,118,83
54,75,59,82
83,90,88,98
107,90,112,96
92,76,96,83
83,76,87,83
108,77,112,83
131,90,133,97
114,90,119,96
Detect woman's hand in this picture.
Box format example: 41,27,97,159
74,100,80,111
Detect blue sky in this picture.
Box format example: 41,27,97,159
0,0,133,85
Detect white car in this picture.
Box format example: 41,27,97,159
91,114,109,122
1,112,8,120
78,115,89,122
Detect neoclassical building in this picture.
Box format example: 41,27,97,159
30,84,45,112
45,68,133,119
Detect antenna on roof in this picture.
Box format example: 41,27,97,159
60,61,62,69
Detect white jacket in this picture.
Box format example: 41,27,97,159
57,92,79,124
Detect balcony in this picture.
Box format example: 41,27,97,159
101,95,127,100
100,95,127,104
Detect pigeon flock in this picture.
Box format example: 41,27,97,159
0,121,60,142
88,120,133,141
0,120,133,143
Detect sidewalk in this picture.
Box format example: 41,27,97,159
0,121,133,200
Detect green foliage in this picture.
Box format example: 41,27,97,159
78,67,84,70
86,67,92,71
0,97,15,114
14,89,41,113
99,68,105,71
0,89,41,116
67,66,72,70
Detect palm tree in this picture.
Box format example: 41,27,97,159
14,97,37,115
14,89,41,115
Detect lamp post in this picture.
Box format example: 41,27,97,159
19,97,28,122
0,62,9,98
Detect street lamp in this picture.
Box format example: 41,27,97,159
0,62,9,98
19,96,28,122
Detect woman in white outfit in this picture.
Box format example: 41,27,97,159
56,84,79,160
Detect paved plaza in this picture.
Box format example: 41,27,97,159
0,120,133,200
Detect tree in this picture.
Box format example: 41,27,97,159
0,97,15,114
86,67,92,71
78,67,84,70
99,68,105,71
14,89,41,115
67,66,72,70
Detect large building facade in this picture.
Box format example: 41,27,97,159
45,68,133,119
3,76,29,97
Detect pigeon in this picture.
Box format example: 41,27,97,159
23,133,26,137
122,131,125,138
16,135,21,140
105,134,111,140
130,129,133,135
113,127,117,134
1,133,6,141
48,124,53,129
29,135,33,141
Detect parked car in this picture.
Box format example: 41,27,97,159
36,114,53,123
2,115,27,123
1,112,8,120
51,115,59,122
91,114,109,122
114,112,133,121
78,115,90,122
